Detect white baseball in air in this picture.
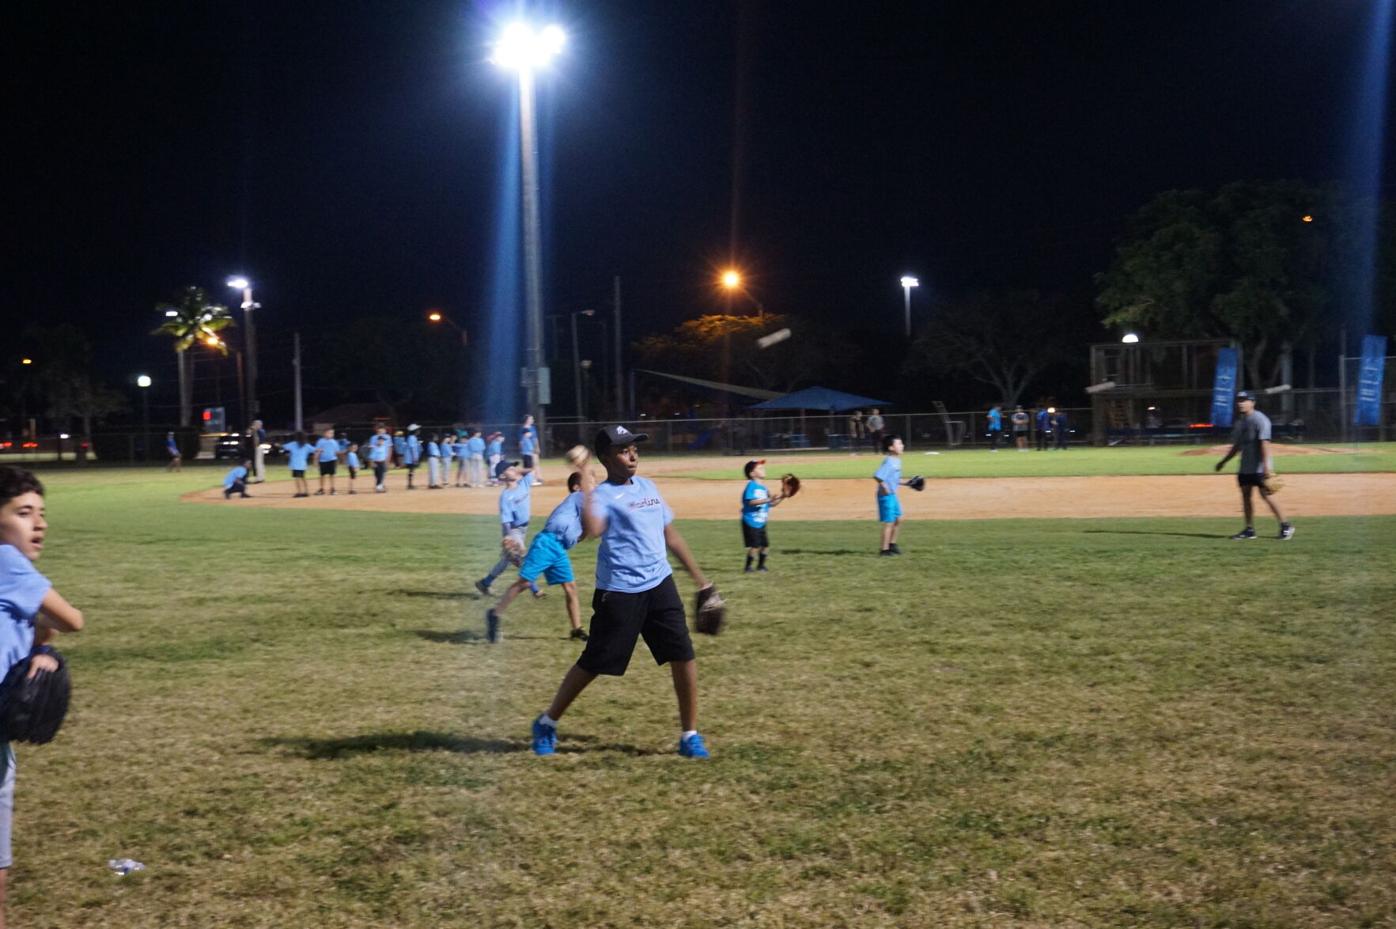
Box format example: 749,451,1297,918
757,328,792,349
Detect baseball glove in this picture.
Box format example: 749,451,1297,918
1261,473,1285,495
780,473,801,498
693,584,726,636
501,535,526,566
0,649,71,744
907,475,927,492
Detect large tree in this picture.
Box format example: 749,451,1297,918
1095,180,1392,389
901,290,1076,405
151,287,234,427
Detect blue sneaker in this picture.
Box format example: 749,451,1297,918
678,732,710,758
486,608,501,643
531,716,556,756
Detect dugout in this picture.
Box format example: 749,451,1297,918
1088,338,1240,444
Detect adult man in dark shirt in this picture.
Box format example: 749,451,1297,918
1215,391,1294,540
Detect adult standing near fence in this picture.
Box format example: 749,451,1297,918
865,408,885,452
1214,391,1294,541
848,409,864,452
1053,408,1069,450
1035,407,1051,451
986,405,1003,451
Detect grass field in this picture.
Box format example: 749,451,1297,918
666,442,1396,480
14,466,1396,928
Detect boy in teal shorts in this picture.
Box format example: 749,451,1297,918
485,472,589,643
875,434,913,555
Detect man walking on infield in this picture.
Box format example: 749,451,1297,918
1215,390,1294,540
530,425,716,759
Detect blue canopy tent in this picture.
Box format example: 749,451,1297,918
747,387,890,448
748,387,889,413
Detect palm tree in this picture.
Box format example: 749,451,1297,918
151,287,234,427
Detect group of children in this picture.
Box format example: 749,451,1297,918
222,421,539,499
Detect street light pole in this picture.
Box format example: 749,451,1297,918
900,276,919,338
570,309,595,422
136,375,151,462
227,278,259,421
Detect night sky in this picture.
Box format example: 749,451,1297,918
9,0,1391,418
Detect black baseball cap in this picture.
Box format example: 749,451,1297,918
493,459,521,478
593,424,649,453
1235,390,1255,402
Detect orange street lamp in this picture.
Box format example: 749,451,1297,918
720,269,742,290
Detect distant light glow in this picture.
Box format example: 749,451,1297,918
900,276,920,289
721,270,742,290
20,358,32,365
205,336,222,347
1301,214,1313,223
165,309,178,317
226,277,250,290
491,22,566,71
1122,332,1140,344
59,433,70,440
427,311,443,322
136,375,152,388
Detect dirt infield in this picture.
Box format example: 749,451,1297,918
185,454,1396,519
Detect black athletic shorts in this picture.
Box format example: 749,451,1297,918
742,523,769,549
319,460,337,476
1237,472,1266,488
523,454,536,470
291,469,306,479
577,574,694,676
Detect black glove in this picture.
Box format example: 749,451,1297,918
0,649,71,744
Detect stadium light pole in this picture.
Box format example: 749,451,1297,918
226,277,259,422
493,22,565,457
900,276,919,337
136,374,152,462
571,309,595,422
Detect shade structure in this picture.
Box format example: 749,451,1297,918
748,386,890,413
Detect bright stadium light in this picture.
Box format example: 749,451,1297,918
226,276,260,420
226,276,250,290
136,375,152,388
1122,332,1140,344
721,269,742,290
900,275,920,337
491,22,566,71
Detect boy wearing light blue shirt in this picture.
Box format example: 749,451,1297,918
223,461,252,499
0,467,86,914
366,427,393,492
345,443,362,494
486,433,504,485
874,434,912,555
466,429,487,488
740,459,787,573
530,425,716,760
283,432,314,498
452,433,469,487
313,427,342,496
520,415,544,484
486,472,590,643
426,435,443,489
402,426,422,490
475,461,541,598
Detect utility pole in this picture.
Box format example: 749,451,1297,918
293,331,304,433
613,275,623,419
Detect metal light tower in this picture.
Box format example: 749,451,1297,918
493,22,565,455
227,277,259,421
900,276,919,337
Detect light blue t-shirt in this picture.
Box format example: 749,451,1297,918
0,545,48,678
499,472,536,528
367,434,392,463
314,438,340,463
590,476,674,593
486,437,503,457
393,436,406,456
543,491,585,549
467,436,486,456
346,451,361,469
741,479,771,528
223,465,248,489
520,431,537,456
284,442,313,471
440,441,454,461
988,408,1002,431
403,435,421,465
427,441,440,458
453,439,468,458
875,456,902,497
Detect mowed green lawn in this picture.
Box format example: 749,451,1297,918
667,441,1396,480
14,466,1396,928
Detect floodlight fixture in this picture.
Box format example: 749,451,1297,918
226,276,251,291
721,270,742,290
1122,332,1140,344
136,375,152,388
900,276,920,289
491,22,566,71
21,358,33,365
165,309,178,317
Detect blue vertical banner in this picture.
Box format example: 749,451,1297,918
1210,347,1239,428
1354,335,1388,427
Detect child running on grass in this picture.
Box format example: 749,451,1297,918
485,471,591,644
0,466,85,927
